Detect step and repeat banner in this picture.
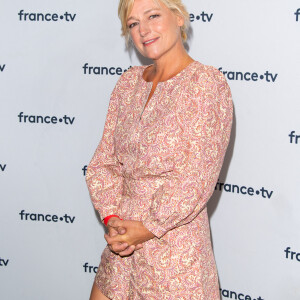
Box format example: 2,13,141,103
1,0,299,299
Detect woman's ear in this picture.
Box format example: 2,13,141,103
176,13,184,27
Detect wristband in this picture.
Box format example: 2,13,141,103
103,215,122,226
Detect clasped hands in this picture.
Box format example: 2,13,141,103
105,217,155,257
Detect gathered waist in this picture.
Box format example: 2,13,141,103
119,176,166,220
122,175,166,198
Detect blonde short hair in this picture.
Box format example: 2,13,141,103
118,0,190,42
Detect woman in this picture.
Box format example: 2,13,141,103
86,0,233,299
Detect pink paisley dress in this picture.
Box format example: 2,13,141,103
86,61,233,299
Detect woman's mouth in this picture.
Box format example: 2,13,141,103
143,38,159,47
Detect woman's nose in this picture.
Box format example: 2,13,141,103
139,21,150,37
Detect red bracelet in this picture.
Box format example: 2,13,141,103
103,215,122,226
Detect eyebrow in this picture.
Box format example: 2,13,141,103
127,8,160,22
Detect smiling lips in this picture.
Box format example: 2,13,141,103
143,37,159,46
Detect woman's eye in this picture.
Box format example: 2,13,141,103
128,22,138,29
149,14,159,19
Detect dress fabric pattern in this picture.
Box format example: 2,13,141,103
86,61,233,300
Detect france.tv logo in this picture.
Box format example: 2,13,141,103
295,9,300,21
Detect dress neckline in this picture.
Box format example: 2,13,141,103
140,60,197,85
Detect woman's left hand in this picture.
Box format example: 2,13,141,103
105,219,155,256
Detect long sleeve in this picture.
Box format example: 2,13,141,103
86,76,125,221
143,68,233,238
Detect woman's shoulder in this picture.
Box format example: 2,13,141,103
111,65,146,96
185,61,232,107
117,65,145,83
189,61,227,85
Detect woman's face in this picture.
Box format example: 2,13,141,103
127,0,184,61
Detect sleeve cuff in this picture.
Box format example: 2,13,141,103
98,208,120,223
143,217,168,239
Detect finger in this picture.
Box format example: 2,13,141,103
117,227,126,235
107,217,121,226
119,245,135,257
108,227,119,237
107,218,123,231
107,242,126,254
111,219,125,228
108,245,123,255
105,233,118,245
104,233,110,244
105,233,125,244
111,242,129,253
135,244,143,250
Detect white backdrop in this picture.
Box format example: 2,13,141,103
1,0,300,299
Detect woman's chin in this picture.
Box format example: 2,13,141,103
141,52,163,61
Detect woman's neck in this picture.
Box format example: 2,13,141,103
143,43,194,83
